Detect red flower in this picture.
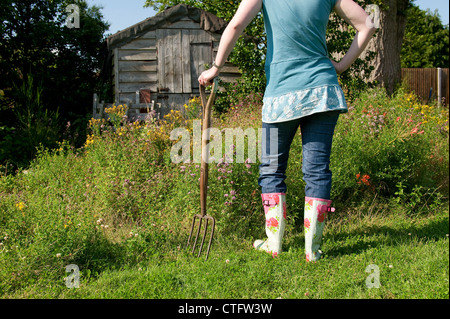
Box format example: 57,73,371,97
317,205,328,223
356,173,370,186
271,194,279,205
304,218,310,229
283,202,287,219
266,217,279,228
361,174,370,186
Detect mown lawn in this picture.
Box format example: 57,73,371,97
4,203,448,299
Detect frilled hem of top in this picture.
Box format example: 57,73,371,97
262,85,348,123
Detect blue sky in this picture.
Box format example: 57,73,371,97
87,0,156,35
87,0,449,36
415,0,449,25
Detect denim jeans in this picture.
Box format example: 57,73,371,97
258,111,340,200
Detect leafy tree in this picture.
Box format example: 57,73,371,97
1,0,109,116
0,0,109,168
401,4,449,68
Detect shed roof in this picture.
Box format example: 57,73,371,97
106,4,228,50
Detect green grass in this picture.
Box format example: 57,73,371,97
0,88,448,299
4,203,448,299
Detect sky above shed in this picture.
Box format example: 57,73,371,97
87,0,449,37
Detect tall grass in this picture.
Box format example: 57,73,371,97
0,88,448,298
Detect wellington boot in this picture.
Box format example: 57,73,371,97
304,197,335,262
253,193,287,257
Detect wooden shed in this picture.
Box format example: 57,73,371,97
94,4,241,120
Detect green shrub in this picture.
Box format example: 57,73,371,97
330,88,448,205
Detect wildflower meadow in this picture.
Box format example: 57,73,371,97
0,87,448,299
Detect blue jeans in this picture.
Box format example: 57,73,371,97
258,111,340,200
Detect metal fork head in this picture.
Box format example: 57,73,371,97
186,214,215,261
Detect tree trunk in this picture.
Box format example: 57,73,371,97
365,0,410,95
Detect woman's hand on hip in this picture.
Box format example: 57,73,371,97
331,60,344,74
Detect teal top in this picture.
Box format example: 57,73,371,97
262,0,348,123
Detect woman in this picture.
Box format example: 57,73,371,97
198,0,375,261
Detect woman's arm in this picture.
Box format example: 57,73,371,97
198,0,262,86
332,0,377,74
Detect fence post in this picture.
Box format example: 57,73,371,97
437,67,442,107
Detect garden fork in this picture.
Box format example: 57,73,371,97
186,78,219,261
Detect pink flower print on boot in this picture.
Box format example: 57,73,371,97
304,197,334,262
266,217,279,228
316,204,329,223
304,218,311,230
272,194,279,205
266,217,279,233
254,193,287,257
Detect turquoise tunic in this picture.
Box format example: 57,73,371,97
262,0,348,123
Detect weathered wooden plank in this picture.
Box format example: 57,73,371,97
164,19,201,29
182,29,192,93
189,29,213,90
190,44,201,90
119,94,156,106
210,33,221,42
119,60,157,72
119,49,157,61
141,30,156,39
121,39,157,50
171,29,183,93
119,82,158,93
157,29,166,91
114,48,120,103
118,93,135,105
164,29,174,92
119,72,158,83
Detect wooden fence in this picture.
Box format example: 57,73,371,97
401,68,449,106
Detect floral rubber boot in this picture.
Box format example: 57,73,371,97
304,197,335,262
253,193,287,257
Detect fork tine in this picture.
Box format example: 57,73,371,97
197,218,209,258
191,216,203,254
205,217,215,261
186,215,215,260
186,217,196,249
